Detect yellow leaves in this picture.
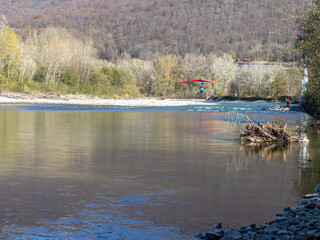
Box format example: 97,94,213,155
152,55,183,95
0,26,23,83
0,72,7,84
0,26,20,58
153,55,181,82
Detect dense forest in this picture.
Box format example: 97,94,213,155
0,0,311,61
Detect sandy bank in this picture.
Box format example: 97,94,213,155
0,92,211,107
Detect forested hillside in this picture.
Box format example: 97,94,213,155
0,0,311,61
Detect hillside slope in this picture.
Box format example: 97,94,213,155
0,0,311,61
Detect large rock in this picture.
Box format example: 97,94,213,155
277,230,288,235
300,199,310,205
221,230,242,240
287,217,300,225
304,193,319,198
314,232,320,239
304,201,319,209
295,233,315,240
263,225,279,234
206,230,224,240
220,230,242,240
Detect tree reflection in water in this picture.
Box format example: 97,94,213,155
242,143,291,162
239,131,320,199
293,131,320,196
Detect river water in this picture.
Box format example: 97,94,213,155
0,101,319,239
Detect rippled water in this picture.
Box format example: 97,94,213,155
0,101,319,239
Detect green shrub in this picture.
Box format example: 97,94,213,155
33,67,47,83
102,66,125,87
60,67,80,87
81,69,110,96
12,82,25,92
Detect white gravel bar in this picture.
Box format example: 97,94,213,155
0,93,212,107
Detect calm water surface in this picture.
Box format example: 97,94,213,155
0,102,319,239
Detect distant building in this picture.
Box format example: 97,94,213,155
235,61,296,68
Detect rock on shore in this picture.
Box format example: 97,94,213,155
197,184,320,240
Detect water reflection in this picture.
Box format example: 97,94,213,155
0,107,318,239
294,131,320,195
239,142,311,183
242,143,291,162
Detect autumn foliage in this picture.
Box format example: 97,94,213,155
0,0,312,61
0,17,303,99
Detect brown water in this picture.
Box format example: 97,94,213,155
0,104,319,239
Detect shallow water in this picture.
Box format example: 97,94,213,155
0,101,319,239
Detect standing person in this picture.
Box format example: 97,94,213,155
286,97,290,106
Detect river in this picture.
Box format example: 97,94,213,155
0,101,319,239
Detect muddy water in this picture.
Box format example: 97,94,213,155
0,103,319,239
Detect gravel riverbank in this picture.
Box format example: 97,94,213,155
0,92,211,107
198,184,320,240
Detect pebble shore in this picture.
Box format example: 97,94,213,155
197,184,320,240
0,92,212,107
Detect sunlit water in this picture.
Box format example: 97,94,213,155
0,101,319,239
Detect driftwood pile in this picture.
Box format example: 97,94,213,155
240,122,301,143
238,114,301,143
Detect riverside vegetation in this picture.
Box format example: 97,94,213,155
0,16,303,99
